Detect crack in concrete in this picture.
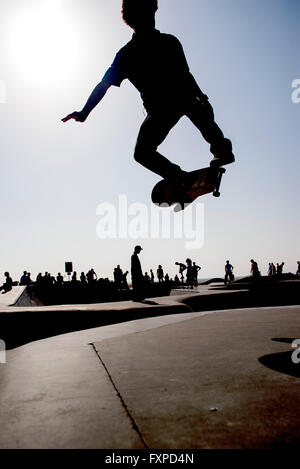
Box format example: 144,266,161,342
90,343,149,449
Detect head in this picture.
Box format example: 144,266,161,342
122,0,158,34
134,245,143,254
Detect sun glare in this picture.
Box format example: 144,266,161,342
9,0,80,84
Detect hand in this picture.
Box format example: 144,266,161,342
61,111,87,123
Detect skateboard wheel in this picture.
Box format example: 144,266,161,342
174,202,185,212
213,191,220,197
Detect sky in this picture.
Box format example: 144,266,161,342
0,0,299,282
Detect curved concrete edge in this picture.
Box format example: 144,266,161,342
1,297,192,349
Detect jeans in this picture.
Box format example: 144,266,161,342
134,96,233,178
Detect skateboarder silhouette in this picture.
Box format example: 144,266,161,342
62,0,234,183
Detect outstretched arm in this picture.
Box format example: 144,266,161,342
62,80,111,123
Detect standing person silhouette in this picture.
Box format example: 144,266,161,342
131,245,145,301
157,265,164,283
62,0,234,181
250,259,260,279
192,262,201,286
224,260,234,285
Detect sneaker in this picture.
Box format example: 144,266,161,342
210,153,235,168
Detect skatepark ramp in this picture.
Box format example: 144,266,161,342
0,286,39,308
0,279,299,350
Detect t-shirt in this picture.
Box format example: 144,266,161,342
102,29,198,112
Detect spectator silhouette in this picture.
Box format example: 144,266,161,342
0,272,13,294
296,261,300,277
113,265,123,290
157,265,164,283
276,262,284,277
267,263,273,276
56,273,64,286
122,271,129,289
131,245,145,301
20,271,30,286
71,272,78,284
250,259,260,279
80,272,87,285
150,269,155,283
186,258,194,288
224,260,234,284
192,262,201,286
87,269,97,285
36,273,43,286
144,272,151,283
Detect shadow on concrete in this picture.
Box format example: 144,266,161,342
180,281,300,312
209,284,252,291
258,351,300,378
271,338,297,344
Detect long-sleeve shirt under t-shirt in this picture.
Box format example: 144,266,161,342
102,29,201,113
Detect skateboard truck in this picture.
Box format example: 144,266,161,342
213,167,226,198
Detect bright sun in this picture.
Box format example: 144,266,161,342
9,0,80,84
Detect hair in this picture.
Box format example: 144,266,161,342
122,0,158,27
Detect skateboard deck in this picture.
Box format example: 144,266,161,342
151,167,226,210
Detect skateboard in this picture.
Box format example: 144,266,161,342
151,166,226,210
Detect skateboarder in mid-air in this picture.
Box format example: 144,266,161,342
62,0,234,182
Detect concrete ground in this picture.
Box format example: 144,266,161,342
0,305,299,449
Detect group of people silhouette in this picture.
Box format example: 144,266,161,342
267,262,285,277
0,257,299,299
